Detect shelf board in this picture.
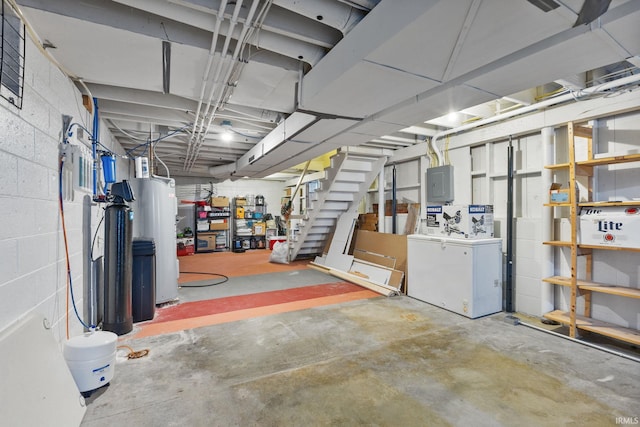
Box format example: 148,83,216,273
543,240,572,247
542,276,573,287
543,276,640,298
544,202,571,207
578,244,640,252
544,163,570,170
579,283,640,299
543,310,640,346
578,201,640,207
577,153,640,167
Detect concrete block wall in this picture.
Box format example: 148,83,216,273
0,38,125,342
379,107,640,324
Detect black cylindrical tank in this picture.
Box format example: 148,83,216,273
103,203,133,335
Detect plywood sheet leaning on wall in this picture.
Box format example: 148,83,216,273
354,230,407,282
311,229,408,296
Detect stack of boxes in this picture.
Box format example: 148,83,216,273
425,205,495,239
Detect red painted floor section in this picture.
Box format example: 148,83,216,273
152,282,366,323
130,289,378,339
126,282,380,340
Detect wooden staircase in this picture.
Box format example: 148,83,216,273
289,151,387,261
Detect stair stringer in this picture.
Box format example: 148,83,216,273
290,153,386,260
310,155,387,268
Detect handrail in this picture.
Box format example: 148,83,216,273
282,160,311,219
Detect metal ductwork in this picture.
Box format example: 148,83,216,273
273,0,366,34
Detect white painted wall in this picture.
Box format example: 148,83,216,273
386,96,640,329
0,38,125,342
174,177,287,233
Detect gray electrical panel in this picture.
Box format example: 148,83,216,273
426,165,454,203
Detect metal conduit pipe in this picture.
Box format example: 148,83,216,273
186,0,245,170
392,164,397,234
429,72,640,166
517,320,640,364
202,0,261,137
188,0,262,170
184,0,228,169
92,97,100,197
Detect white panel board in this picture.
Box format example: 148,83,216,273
0,313,86,426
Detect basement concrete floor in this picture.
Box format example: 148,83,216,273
81,272,639,427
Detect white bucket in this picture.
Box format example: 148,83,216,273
63,331,117,392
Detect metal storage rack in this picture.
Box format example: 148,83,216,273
195,198,230,252
543,121,640,345
231,196,267,251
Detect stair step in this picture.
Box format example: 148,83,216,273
307,226,332,234
320,201,350,211
335,171,366,182
323,192,354,202
327,182,359,192
315,211,344,219
341,158,374,172
310,218,335,227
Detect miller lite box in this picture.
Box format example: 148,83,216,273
579,206,640,248
425,205,494,239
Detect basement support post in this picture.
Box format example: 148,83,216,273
377,167,385,233
506,135,514,313
392,165,397,234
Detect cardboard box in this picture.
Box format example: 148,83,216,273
252,222,266,235
235,197,247,206
579,206,640,248
425,205,494,239
196,234,216,250
358,213,378,231
209,219,228,230
549,183,570,203
210,196,229,207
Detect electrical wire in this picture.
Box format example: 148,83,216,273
231,128,262,139
90,212,105,262
178,271,229,287
124,124,191,158
59,156,96,335
67,122,116,156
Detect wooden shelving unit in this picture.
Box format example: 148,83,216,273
542,121,640,344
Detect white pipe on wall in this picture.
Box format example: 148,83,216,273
428,72,640,166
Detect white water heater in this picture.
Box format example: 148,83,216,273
130,177,178,303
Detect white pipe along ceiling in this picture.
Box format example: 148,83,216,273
13,0,640,179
